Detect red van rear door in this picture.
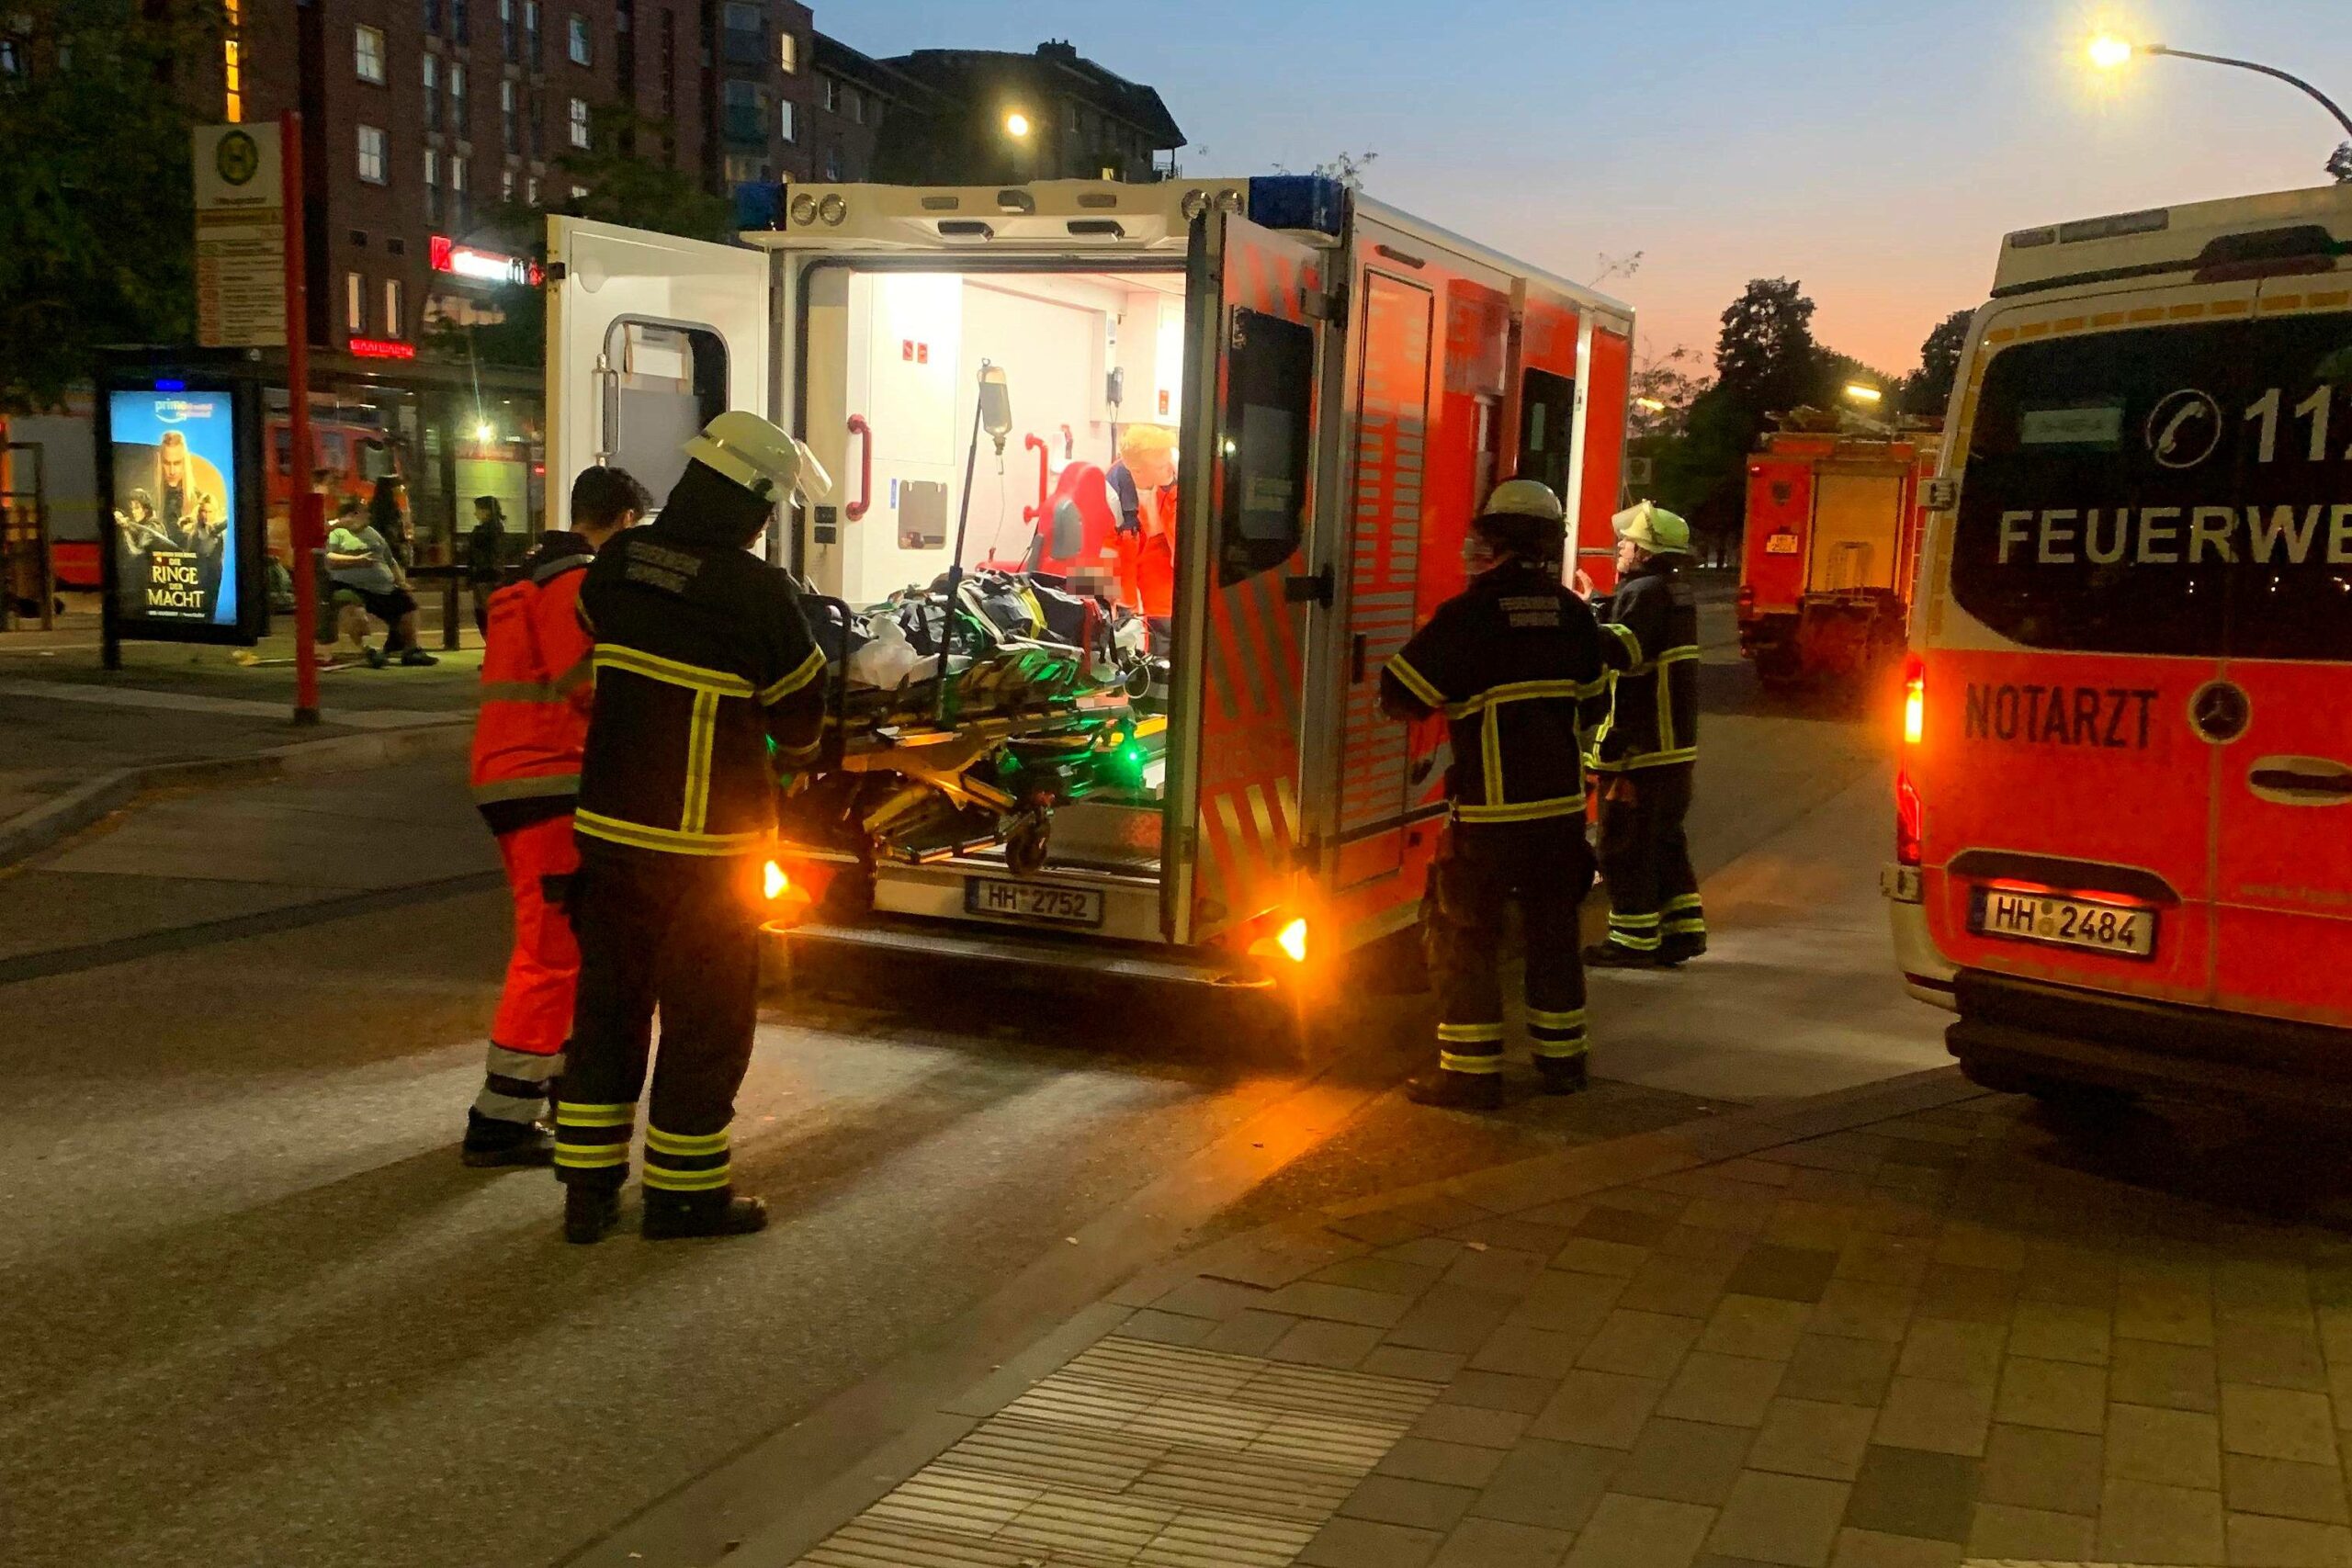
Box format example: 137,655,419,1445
2211,294,2352,1027
1922,284,2260,1009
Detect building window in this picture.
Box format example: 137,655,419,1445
357,125,388,184
385,278,404,338
499,0,516,62
450,155,469,226
502,167,515,201
567,14,591,65
525,0,541,60
526,174,540,204
449,60,469,132
843,86,863,125
778,30,797,73
345,273,367,335
500,79,518,152
778,99,794,142
355,24,386,84
823,143,842,181
423,54,440,129
722,78,763,144
568,96,590,149
820,74,837,114
424,0,441,32
723,152,764,184
424,147,440,221
452,0,469,43
221,0,243,121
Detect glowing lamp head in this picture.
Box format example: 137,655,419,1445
2088,34,2135,71
1275,918,1309,964
474,421,495,442
763,860,789,900
1004,110,1032,140
1634,396,1667,413
1843,383,1883,405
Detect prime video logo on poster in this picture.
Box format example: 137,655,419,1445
109,389,239,627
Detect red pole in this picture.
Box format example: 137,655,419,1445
282,109,321,725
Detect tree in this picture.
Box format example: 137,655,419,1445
426,104,729,368
1629,342,1704,442
0,0,222,412
1273,150,1378,189
1714,277,1821,418
1900,309,1973,416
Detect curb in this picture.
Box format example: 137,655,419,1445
0,720,473,871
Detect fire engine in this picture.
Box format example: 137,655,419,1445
546,176,1634,989
1736,413,1937,685
1890,183,2352,1116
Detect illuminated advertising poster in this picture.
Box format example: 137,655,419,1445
109,389,241,629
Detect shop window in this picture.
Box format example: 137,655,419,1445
345,273,367,335
357,125,388,184
569,96,590,149
1517,367,1576,509
355,24,386,84
567,13,591,65
1217,307,1315,585
602,321,728,507
385,278,404,338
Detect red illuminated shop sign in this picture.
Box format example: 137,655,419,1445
348,337,417,360
429,234,543,288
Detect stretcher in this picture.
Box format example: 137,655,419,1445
784,585,1166,883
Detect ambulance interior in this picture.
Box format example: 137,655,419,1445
801,264,1193,881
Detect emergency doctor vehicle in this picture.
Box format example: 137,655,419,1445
1890,184,2352,1114
545,176,1634,987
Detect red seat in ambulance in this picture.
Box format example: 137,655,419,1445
1890,186,2352,1118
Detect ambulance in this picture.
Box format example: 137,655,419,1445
1889,184,2352,1113
546,177,1634,986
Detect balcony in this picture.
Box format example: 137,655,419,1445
720,27,764,68
721,103,765,145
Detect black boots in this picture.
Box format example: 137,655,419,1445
1659,933,1708,965
1536,1056,1589,1096
462,1111,555,1168
1406,1070,1504,1111
641,1190,769,1241
1584,941,1668,970
564,1186,621,1245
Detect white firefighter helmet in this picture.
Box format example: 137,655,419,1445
682,412,833,504
1484,478,1566,524
1611,500,1691,556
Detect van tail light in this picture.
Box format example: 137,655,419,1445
1895,766,1923,867
1735,584,1756,624
1901,654,1924,746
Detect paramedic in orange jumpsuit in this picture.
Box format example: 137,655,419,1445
459,466,649,1167
1107,424,1179,618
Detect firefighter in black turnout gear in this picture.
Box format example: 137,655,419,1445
556,412,830,1244
1382,480,1613,1111
1582,502,1705,968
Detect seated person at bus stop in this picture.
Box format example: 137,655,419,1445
325,498,437,667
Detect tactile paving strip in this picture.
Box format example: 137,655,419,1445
792,1336,1444,1568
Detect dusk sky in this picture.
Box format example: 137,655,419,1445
834,0,2352,378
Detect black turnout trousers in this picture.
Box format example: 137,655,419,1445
1596,762,1702,955
554,840,763,1195
1423,818,1596,1074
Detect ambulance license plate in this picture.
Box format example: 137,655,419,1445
1969,889,2155,959
965,877,1104,929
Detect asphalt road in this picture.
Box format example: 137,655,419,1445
0,605,1912,1568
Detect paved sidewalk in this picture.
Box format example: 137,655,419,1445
753,1072,2352,1568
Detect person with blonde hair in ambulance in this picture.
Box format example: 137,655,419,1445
1106,423,1179,618
1383,479,1617,1111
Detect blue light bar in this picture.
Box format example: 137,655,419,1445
154,379,187,391
1248,175,1347,237
734,181,784,231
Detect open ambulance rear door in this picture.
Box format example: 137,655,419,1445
1162,208,1332,948
546,217,773,533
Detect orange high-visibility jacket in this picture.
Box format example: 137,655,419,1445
469,539,595,835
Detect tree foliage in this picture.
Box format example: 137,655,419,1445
1900,309,1973,416
425,104,729,368
0,0,221,412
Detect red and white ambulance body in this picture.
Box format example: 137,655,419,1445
546,178,1633,985
1891,185,2352,1111
1736,423,1936,684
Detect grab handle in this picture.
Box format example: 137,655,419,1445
1022,433,1050,524
2249,755,2352,807
845,415,873,522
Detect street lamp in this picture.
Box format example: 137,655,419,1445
1003,110,1032,141
1843,383,1883,405
2087,34,2352,180
1633,396,1667,414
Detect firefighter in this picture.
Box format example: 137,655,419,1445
1382,479,1614,1111
460,465,649,1167
555,412,829,1244
1582,501,1705,968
